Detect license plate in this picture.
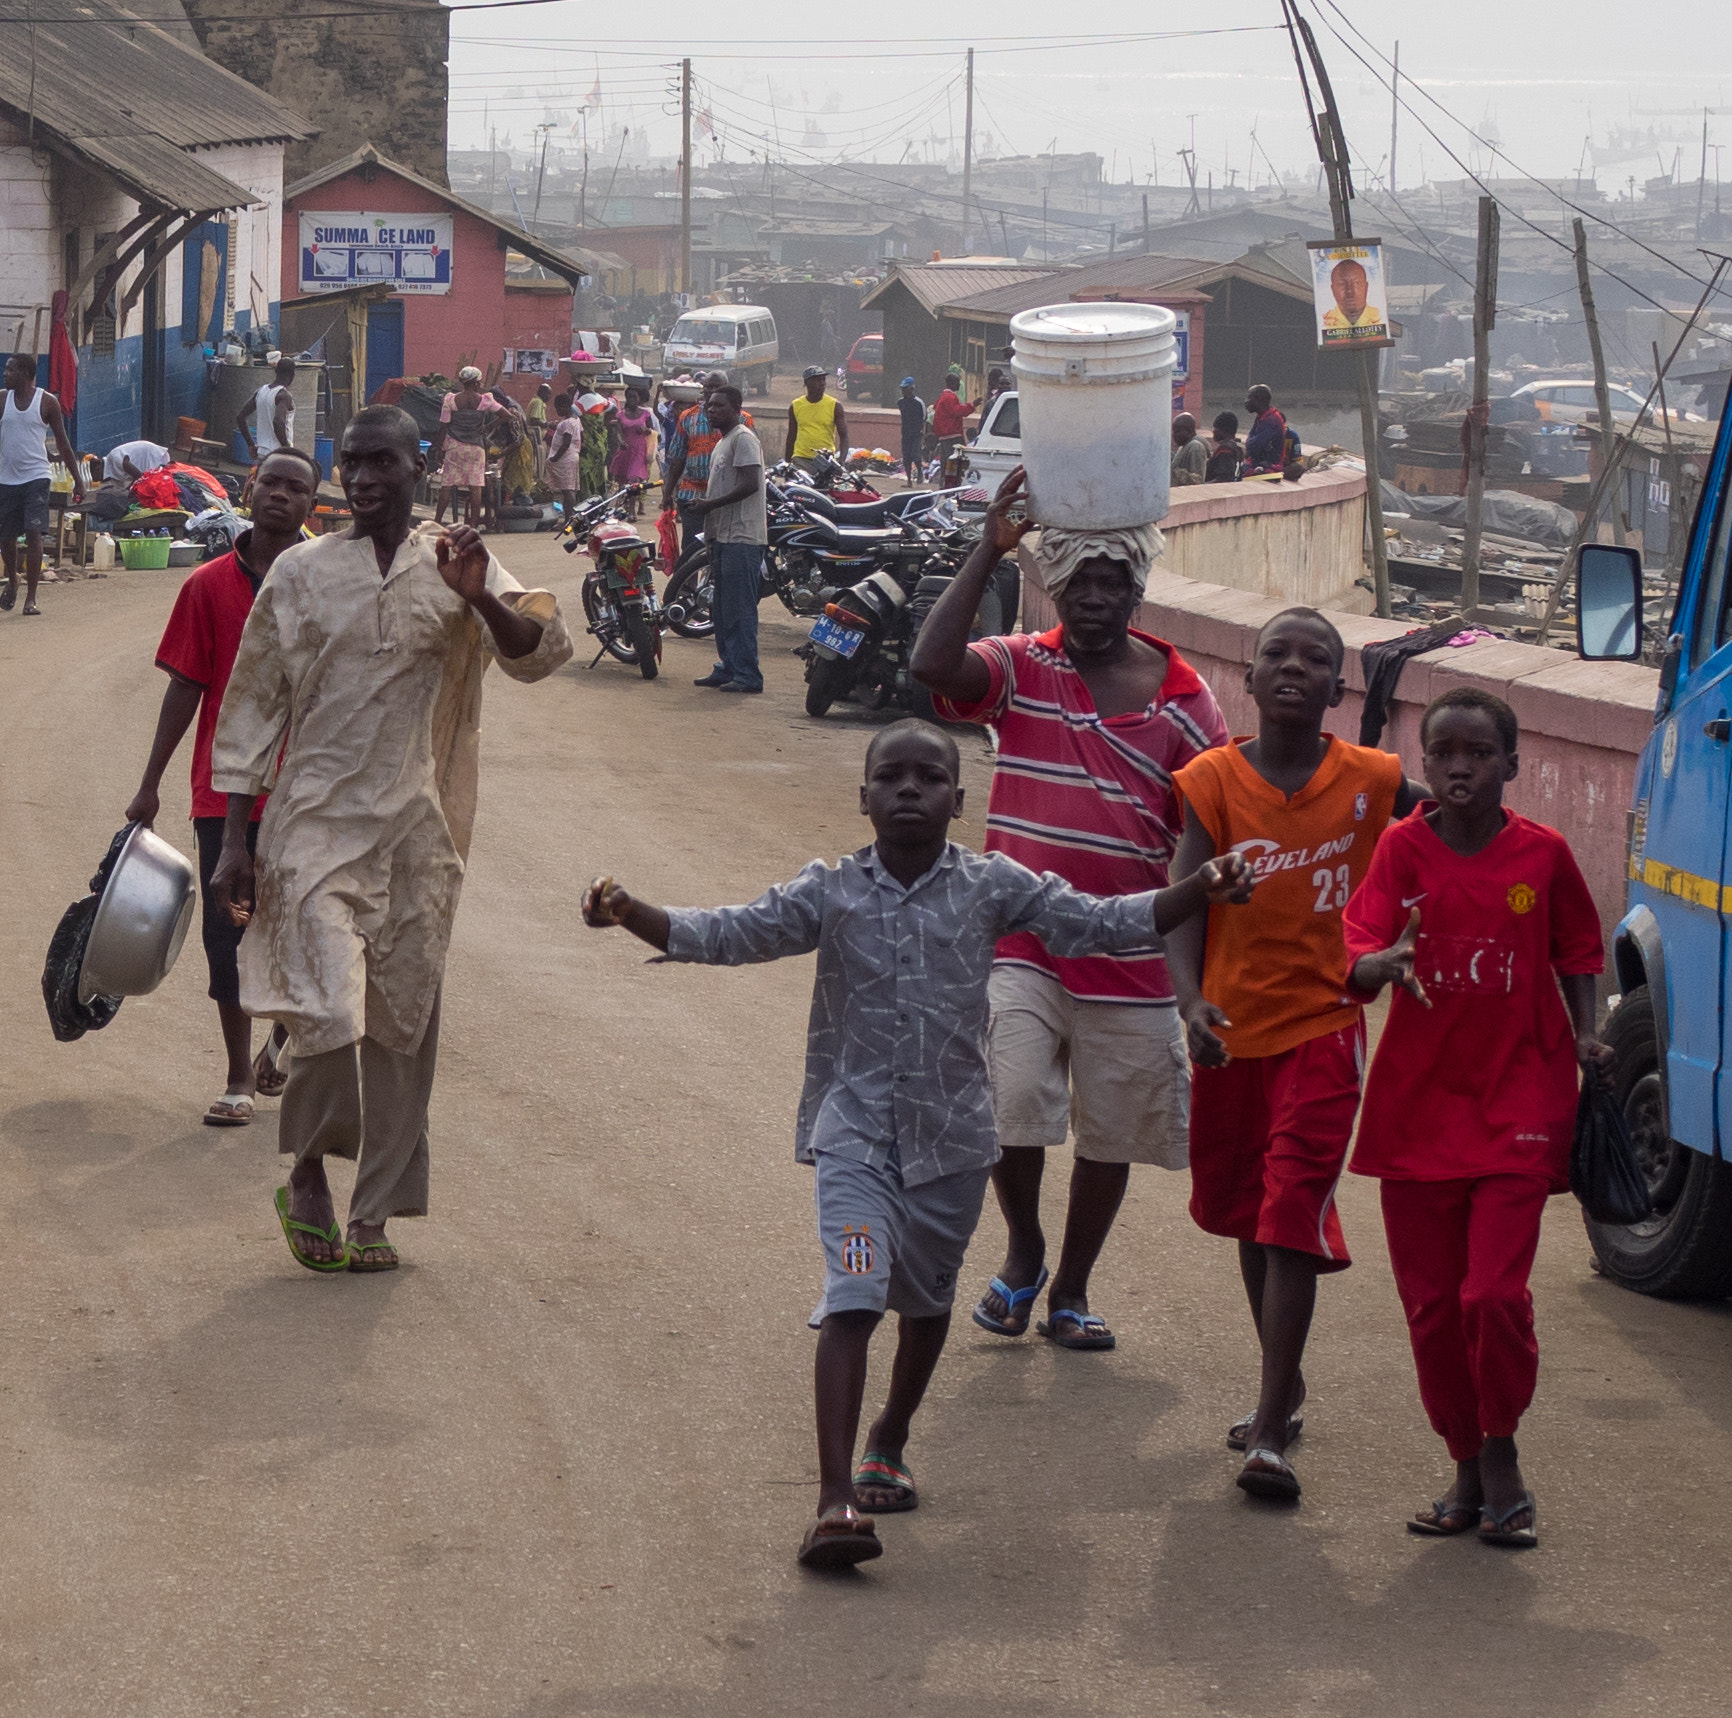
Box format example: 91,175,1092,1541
810,614,867,658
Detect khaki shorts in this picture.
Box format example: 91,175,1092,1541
988,964,1191,1169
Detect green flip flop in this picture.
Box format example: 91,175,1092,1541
274,1186,349,1274
346,1236,400,1273
853,1451,917,1513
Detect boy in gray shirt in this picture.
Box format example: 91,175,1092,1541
583,719,1252,1570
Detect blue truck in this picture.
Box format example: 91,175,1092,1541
1579,404,1732,1296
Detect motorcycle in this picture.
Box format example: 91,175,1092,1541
661,479,973,637
800,508,1021,721
774,447,883,505
560,483,665,680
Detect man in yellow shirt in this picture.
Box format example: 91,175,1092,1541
785,365,850,473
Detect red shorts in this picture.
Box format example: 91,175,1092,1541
1188,1019,1365,1272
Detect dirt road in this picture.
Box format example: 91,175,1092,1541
2,539,1729,1716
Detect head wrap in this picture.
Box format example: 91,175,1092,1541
457,365,483,384
1031,523,1165,600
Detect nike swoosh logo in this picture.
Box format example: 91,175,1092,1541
1401,894,1427,909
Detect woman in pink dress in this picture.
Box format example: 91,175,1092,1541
607,383,655,514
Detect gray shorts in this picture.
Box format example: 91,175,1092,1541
808,1151,993,1326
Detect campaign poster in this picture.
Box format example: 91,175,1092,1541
299,212,454,295
1306,239,1393,350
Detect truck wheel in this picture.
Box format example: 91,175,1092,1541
1585,986,1732,1298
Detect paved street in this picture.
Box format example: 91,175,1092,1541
2,537,1730,1717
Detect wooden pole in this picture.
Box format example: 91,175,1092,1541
1459,195,1499,620
1389,40,1399,193
1142,190,1150,253
680,58,693,299
960,48,974,255
1573,217,1626,546
1279,0,1392,616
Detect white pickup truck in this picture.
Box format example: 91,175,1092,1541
957,390,1021,499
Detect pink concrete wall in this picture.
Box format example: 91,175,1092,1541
283,170,520,381
1022,564,1659,948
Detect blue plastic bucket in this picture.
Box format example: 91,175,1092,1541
314,436,334,480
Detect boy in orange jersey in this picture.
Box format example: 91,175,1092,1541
1167,608,1426,1502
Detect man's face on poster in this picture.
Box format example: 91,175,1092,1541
1331,261,1369,320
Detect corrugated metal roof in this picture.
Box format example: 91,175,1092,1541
940,248,1318,322
287,146,601,287
859,262,1060,316
944,254,1221,318
0,0,313,212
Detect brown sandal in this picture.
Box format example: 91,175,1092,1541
797,1504,882,1570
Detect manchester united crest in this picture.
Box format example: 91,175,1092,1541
840,1225,875,1275
1507,883,1537,915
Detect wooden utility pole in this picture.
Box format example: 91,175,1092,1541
1573,217,1626,546
1459,196,1499,619
680,58,693,299
960,48,974,254
1142,190,1150,253
1389,40,1399,193
1279,1,1392,616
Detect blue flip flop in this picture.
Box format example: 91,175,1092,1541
971,1265,1049,1337
1037,1306,1116,1351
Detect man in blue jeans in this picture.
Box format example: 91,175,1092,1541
688,386,765,694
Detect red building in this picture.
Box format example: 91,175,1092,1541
281,144,606,407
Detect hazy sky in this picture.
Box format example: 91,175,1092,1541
447,0,1732,197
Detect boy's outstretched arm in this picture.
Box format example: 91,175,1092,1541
1349,906,1430,1007
1167,806,1233,1067
583,875,671,952
1152,852,1254,933
1561,974,1615,1086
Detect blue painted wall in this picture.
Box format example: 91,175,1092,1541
72,336,142,452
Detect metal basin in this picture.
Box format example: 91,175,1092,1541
79,824,197,1001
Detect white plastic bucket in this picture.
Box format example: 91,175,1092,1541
1009,302,1177,530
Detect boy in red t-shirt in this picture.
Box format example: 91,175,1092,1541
1345,687,1611,1549
1169,607,1425,1502
125,449,316,1124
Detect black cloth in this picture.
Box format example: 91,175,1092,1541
896,395,926,436
195,816,259,1006
1205,441,1242,483
41,826,131,1041
1358,621,1475,746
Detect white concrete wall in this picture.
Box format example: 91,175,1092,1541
0,128,60,343
191,141,286,328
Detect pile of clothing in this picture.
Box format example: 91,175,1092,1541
130,463,230,515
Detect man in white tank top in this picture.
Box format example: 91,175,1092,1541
237,357,297,462
0,352,82,616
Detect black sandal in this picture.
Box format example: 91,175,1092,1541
1479,1491,1538,1548
1409,1498,1479,1536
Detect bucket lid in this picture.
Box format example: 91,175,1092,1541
1008,302,1177,344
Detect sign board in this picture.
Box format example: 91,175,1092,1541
1305,238,1394,351
299,212,453,295
502,348,557,377
1170,309,1191,383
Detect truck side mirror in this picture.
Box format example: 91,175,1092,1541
1577,543,1645,661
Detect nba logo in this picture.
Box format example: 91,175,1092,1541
840,1225,874,1275
1354,792,1368,821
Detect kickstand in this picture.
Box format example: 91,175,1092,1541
586,642,609,669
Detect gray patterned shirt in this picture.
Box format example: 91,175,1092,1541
663,842,1166,1185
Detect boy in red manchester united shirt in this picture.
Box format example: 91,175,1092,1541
1346,688,1611,1550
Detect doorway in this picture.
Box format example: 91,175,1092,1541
364,300,404,404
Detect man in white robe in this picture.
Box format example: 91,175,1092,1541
210,404,573,1271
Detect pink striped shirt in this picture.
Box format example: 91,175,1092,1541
935,626,1228,1002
